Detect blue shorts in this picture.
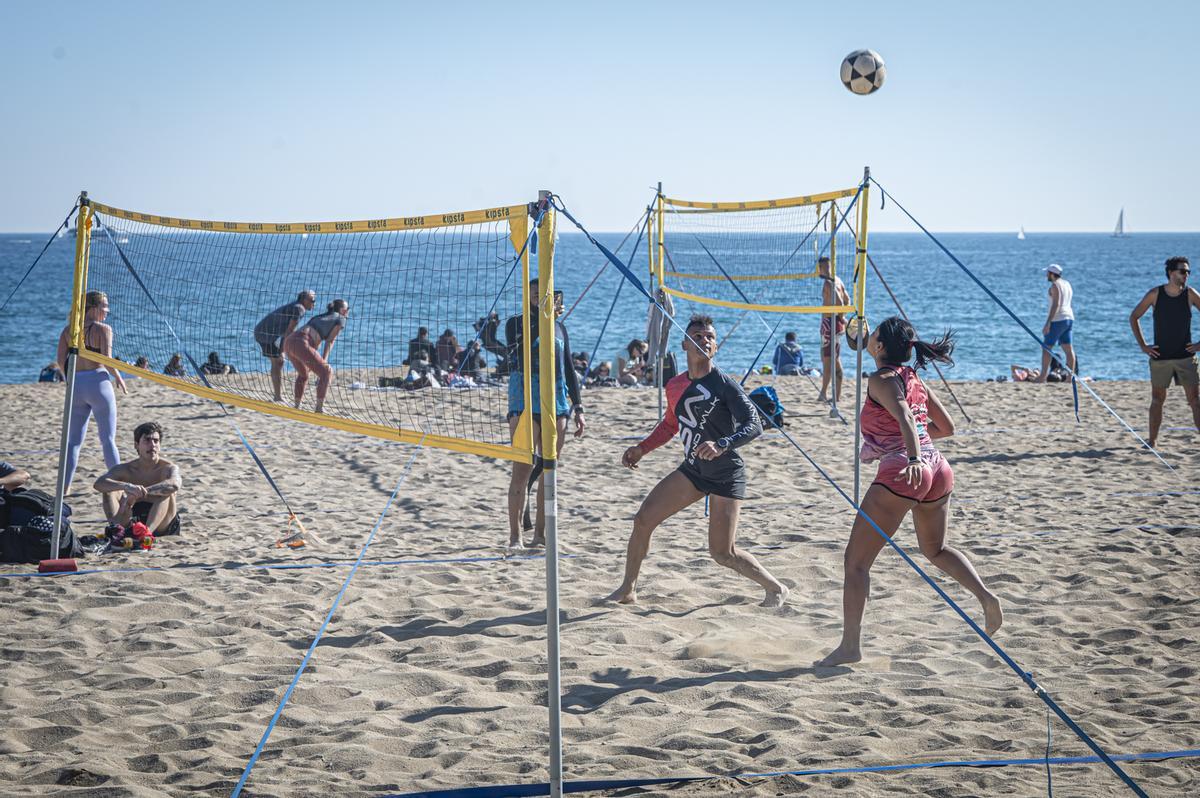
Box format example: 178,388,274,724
1043,319,1073,347
507,372,569,419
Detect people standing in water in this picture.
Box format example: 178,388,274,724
254,290,316,402
504,280,584,549
283,298,348,414
1128,256,1200,448
818,256,850,405
55,290,127,493
607,314,789,608
817,317,1002,667
1036,264,1076,383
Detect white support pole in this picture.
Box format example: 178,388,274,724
655,181,664,421
52,192,91,558
854,343,863,505
51,351,79,554
536,190,563,798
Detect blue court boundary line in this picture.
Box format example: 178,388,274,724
231,447,423,797
0,551,565,581
379,747,1200,797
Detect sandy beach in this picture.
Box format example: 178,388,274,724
1,374,1197,797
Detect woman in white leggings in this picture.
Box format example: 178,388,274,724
56,290,127,492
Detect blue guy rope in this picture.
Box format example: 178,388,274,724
870,180,1172,473
582,198,654,380
0,202,78,315
232,444,423,797
554,201,1149,798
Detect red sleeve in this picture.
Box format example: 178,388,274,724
638,374,689,453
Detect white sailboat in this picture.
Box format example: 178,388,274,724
1112,208,1126,238
1017,226,1026,240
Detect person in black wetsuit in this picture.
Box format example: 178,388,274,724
504,281,585,548
1129,256,1200,447
606,314,789,607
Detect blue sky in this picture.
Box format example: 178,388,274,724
2,0,1197,232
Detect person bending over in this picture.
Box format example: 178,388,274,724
254,290,316,402
283,299,349,414
607,314,788,608
817,317,1001,667
94,421,182,536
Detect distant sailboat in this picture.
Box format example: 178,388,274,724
1112,208,1127,238
1017,226,1026,240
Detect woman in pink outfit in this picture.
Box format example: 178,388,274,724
817,316,1002,667
283,299,348,414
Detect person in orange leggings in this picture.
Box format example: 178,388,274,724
283,299,349,414
817,316,1002,667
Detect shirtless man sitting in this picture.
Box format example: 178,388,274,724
94,421,182,536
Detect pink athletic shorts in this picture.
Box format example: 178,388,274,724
872,449,954,503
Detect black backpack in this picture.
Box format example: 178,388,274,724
0,488,70,528
1,516,80,563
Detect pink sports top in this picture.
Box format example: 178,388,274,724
860,365,933,463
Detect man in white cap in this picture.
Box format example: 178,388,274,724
1036,263,1075,383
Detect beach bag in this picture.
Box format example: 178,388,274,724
0,487,70,529
1,516,81,563
749,386,786,429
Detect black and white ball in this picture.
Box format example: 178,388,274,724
840,49,886,95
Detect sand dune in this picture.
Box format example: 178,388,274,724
0,374,1197,796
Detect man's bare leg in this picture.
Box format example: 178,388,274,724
143,494,177,534
707,494,788,607
1034,346,1053,383
1185,384,1200,434
269,356,285,402
913,494,1002,636
101,491,133,527
1148,386,1167,448
1062,343,1076,374
529,416,568,548
816,486,907,667
607,471,703,603
507,415,536,548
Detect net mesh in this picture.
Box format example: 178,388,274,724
660,190,862,314
83,202,535,459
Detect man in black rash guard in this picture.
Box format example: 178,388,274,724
607,314,789,607
504,282,585,548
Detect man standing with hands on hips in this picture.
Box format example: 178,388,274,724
1036,263,1076,383
1129,256,1200,448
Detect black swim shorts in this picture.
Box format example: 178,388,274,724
131,501,181,537
678,465,746,501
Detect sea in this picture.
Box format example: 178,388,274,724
1,230,1196,385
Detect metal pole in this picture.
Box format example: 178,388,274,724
52,193,91,557
828,203,839,419
655,182,664,420
853,168,871,505
854,344,863,505
536,190,563,798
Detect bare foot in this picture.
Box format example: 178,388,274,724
507,538,526,551
815,642,862,667
605,586,637,604
527,535,546,549
983,593,1004,636
761,584,790,608
817,394,828,404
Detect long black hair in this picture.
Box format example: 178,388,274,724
875,316,955,370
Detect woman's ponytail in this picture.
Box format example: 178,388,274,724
912,330,956,369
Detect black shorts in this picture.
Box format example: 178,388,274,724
131,502,181,537
256,332,282,359
678,465,746,500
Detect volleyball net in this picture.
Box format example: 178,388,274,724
64,197,555,463
655,183,869,317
